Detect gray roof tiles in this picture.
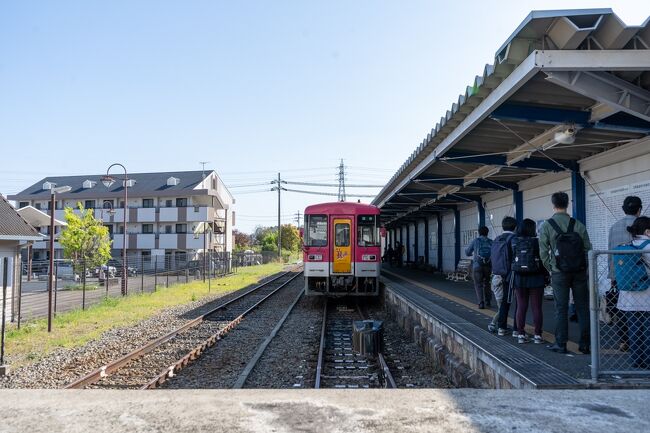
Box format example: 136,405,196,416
0,195,40,238
9,170,210,201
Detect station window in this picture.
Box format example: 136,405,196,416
335,223,350,247
357,215,379,247
304,215,327,247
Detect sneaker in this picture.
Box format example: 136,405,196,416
547,343,567,354
518,334,530,344
512,330,520,338
497,328,508,336
533,335,543,344
478,302,485,309
487,324,497,333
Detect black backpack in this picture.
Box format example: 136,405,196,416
491,233,514,276
511,236,541,274
547,218,586,272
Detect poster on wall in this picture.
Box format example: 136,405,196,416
586,181,650,250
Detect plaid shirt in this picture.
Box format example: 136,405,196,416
608,215,637,280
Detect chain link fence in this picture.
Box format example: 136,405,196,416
589,249,650,381
2,251,238,328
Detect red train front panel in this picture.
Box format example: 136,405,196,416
303,202,381,297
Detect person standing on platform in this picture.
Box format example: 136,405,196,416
511,218,548,344
608,196,642,352
492,216,518,337
539,192,592,354
465,226,493,309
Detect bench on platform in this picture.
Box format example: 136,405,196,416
446,259,472,282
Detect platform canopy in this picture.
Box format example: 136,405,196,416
373,9,650,225
16,206,67,228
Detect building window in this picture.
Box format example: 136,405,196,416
142,198,154,208
166,199,173,208
84,200,96,209
142,224,153,234
119,225,125,234
119,201,125,208
176,198,188,207
165,225,172,234
176,224,187,234
105,224,114,235
103,200,114,209
34,203,42,210
19,202,29,208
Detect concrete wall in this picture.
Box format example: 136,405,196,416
427,217,438,267
441,212,455,272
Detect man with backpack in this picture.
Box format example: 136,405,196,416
491,216,518,336
539,192,592,354
465,226,493,309
607,196,642,352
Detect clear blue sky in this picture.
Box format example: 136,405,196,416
0,1,645,232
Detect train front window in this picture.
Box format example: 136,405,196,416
305,215,327,247
335,223,350,247
357,215,378,247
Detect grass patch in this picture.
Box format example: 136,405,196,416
4,263,285,368
62,283,101,291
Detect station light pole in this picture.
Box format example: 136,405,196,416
47,185,71,333
101,163,129,296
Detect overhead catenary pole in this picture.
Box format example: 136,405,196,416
277,172,281,258
47,191,55,332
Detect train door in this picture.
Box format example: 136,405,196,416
332,218,352,274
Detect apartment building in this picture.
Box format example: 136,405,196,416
9,170,235,268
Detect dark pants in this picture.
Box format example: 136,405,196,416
498,282,517,331
472,265,492,305
627,311,650,367
552,271,589,348
607,282,629,345
515,286,544,335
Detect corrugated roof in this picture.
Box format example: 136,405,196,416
0,195,41,239
373,9,650,210
9,170,210,200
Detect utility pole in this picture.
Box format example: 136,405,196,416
337,159,346,202
294,210,302,227
277,172,281,257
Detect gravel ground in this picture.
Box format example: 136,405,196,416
164,277,305,389
243,296,323,388
0,271,288,389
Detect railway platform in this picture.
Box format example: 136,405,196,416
0,389,647,433
380,265,650,389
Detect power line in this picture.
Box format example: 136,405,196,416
284,181,384,188
283,188,375,198
338,159,346,201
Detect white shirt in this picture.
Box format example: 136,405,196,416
617,235,650,312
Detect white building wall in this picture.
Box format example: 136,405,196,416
428,217,438,266
0,243,16,323
417,220,426,261
581,139,650,250
441,212,456,272
408,223,416,260
459,203,478,259
483,191,513,237
521,173,572,225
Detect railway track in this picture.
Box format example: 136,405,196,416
314,299,396,389
64,269,302,390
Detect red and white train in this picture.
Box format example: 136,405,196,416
303,202,381,297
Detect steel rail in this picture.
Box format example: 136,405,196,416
142,271,303,389
314,298,328,389
64,270,297,389
232,288,305,389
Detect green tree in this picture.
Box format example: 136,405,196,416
59,204,112,267
280,224,301,252
233,229,252,251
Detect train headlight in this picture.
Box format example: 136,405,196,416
362,254,376,261
308,254,323,261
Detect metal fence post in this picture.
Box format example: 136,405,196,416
154,256,158,292
166,257,169,288
588,250,599,382
1,258,8,367
54,261,58,317
17,261,22,330
82,261,86,311
105,265,109,298
141,254,144,293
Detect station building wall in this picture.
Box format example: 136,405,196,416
417,220,426,261
459,204,478,260
483,191,513,237
408,223,416,261
428,216,439,266
441,212,456,271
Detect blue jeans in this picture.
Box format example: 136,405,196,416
627,311,650,368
